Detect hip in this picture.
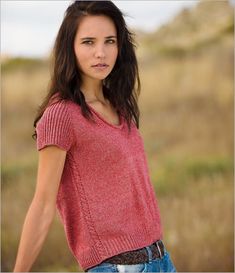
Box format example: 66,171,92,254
85,240,177,272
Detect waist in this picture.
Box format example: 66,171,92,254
103,240,165,265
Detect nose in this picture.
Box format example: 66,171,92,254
94,44,105,59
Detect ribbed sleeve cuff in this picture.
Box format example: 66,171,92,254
36,101,74,151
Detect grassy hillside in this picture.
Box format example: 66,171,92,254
2,0,234,272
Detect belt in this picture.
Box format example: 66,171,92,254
103,240,165,265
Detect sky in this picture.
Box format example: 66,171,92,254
1,0,202,58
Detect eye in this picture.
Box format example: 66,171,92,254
106,39,116,44
83,40,93,45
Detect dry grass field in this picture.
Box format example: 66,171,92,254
2,1,234,272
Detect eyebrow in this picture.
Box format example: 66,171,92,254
80,35,117,40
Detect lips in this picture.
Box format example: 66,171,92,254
92,63,109,67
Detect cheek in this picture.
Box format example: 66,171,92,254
74,47,89,68
110,47,118,62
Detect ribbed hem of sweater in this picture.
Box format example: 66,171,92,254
79,228,162,271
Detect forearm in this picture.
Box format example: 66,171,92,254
13,198,55,272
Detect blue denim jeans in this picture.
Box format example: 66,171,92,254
85,242,177,272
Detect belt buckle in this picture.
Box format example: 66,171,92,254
154,240,164,259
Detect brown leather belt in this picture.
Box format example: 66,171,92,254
103,240,165,265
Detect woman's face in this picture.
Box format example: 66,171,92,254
74,15,118,83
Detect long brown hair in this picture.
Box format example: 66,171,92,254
32,0,140,139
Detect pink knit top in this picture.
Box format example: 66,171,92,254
36,93,163,271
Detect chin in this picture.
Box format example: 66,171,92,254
92,73,110,81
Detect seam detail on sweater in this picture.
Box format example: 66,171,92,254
69,152,107,259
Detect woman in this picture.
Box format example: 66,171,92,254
13,1,177,272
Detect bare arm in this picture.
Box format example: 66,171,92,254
13,145,67,272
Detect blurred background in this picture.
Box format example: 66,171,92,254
1,0,234,272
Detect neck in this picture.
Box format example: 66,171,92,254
80,77,106,103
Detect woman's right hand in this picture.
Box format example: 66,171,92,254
13,145,67,272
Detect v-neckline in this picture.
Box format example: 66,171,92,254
87,104,124,129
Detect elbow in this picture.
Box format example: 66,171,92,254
31,195,56,224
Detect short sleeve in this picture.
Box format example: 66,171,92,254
36,100,74,151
